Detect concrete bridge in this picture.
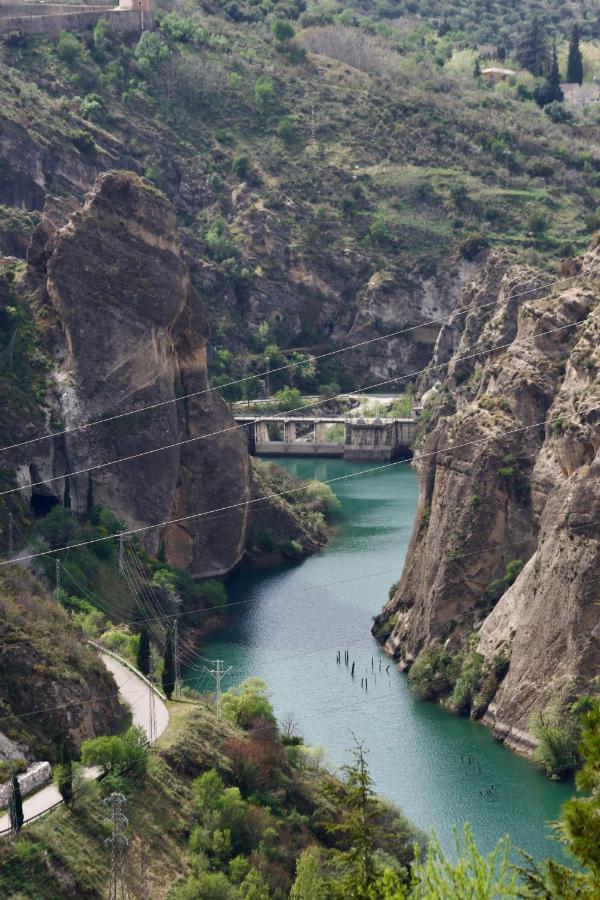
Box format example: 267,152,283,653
234,415,417,461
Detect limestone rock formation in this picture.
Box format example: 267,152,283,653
374,241,600,753
23,171,252,577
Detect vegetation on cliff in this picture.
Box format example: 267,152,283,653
1,1,599,389
375,237,599,763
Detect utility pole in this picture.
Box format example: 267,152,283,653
168,590,183,700
118,534,124,575
203,660,232,720
8,512,13,557
173,618,182,700
104,792,128,900
55,559,60,601
147,655,157,745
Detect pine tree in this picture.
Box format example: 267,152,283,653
137,627,151,677
56,734,74,807
567,24,584,85
322,739,383,897
517,16,547,76
162,625,176,699
9,773,24,834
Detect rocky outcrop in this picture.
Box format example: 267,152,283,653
20,171,252,577
374,242,600,753
0,568,123,762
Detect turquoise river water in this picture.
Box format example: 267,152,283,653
192,457,573,859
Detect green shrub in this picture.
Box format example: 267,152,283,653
81,726,148,774
56,32,82,65
232,154,250,180
159,12,199,42
222,678,276,729
206,218,238,261
272,19,295,43
449,649,484,714
531,699,582,779
276,116,296,144
135,32,171,74
409,647,460,701
71,129,95,155
254,76,275,112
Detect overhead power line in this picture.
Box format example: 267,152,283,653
0,316,586,501
0,411,591,575
0,271,588,457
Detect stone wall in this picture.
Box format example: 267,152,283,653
0,6,152,35
0,761,52,808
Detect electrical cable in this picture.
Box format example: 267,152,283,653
0,315,586,501
0,270,588,457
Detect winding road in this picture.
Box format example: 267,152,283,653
0,651,168,834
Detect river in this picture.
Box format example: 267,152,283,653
192,457,573,859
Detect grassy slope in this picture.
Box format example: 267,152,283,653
0,701,421,898
0,6,598,386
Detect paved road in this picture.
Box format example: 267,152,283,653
0,652,168,833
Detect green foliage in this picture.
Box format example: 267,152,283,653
516,698,600,896
159,12,199,43
222,678,276,729
531,697,583,779
254,75,275,112
56,31,83,65
408,647,460,701
567,25,584,85
206,218,238,261
137,627,151,677
71,129,95,155
162,625,176,699
276,116,297,144
272,19,295,44
291,848,327,898
410,824,517,897
449,648,484,714
9,774,24,833
482,559,524,605
135,32,171,75
56,735,73,807
81,726,148,774
272,385,302,410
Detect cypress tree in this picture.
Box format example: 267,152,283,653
137,627,151,677
567,24,584,85
517,16,547,76
57,735,74,807
162,626,175,699
9,773,24,833
63,476,71,510
547,42,564,103
473,57,481,78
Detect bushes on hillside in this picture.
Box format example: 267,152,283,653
81,726,148,775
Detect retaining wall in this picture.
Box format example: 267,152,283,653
0,6,152,35
0,761,52,808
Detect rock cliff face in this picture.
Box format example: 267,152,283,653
21,171,251,577
374,242,600,753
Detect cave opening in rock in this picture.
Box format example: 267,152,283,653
30,492,59,518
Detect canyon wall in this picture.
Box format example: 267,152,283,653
17,171,252,577
374,242,600,753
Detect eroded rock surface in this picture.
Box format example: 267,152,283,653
25,171,252,576
374,242,600,753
